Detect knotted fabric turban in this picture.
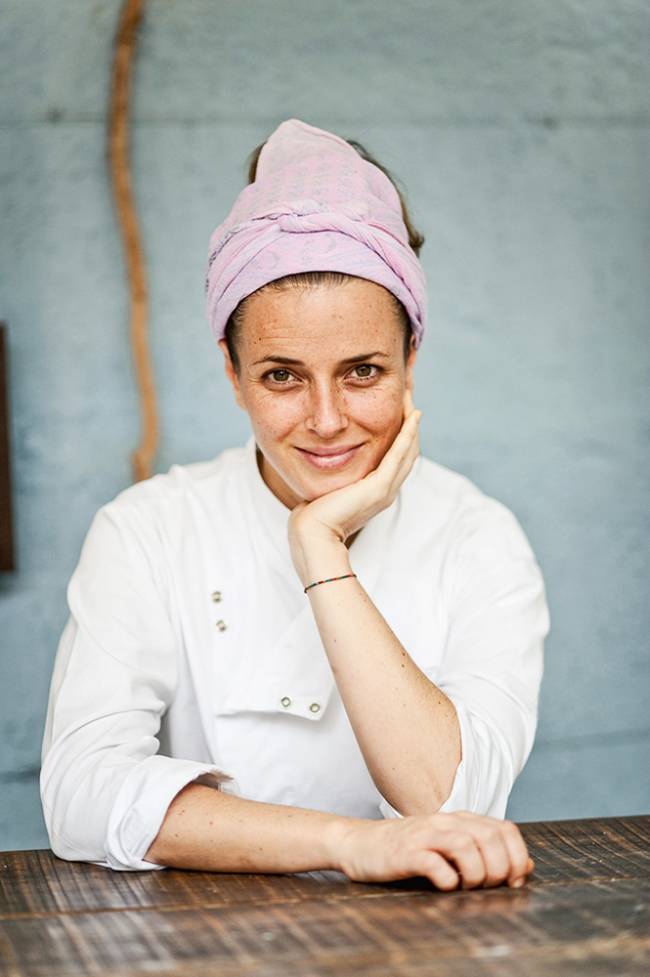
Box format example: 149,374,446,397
204,118,427,348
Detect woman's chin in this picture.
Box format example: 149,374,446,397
294,467,366,501
260,447,371,508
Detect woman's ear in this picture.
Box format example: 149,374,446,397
218,339,245,411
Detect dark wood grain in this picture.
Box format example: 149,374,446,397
519,815,650,883
0,815,648,977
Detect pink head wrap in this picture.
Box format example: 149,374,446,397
204,118,427,348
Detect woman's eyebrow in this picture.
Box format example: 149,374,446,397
252,351,391,367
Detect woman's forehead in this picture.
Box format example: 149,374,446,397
242,319,404,364
240,280,403,346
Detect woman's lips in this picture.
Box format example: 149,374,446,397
296,444,363,470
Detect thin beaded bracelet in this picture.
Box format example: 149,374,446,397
304,572,357,594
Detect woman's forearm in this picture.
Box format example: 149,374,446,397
298,540,461,815
144,783,536,892
143,783,365,873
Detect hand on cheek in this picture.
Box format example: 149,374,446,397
287,387,422,580
403,386,416,421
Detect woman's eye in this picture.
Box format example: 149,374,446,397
266,369,294,384
263,365,379,385
351,364,379,381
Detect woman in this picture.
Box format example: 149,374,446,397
40,118,550,890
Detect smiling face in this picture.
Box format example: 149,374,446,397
218,277,417,510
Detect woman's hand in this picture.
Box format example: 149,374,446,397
288,389,421,575
329,810,535,890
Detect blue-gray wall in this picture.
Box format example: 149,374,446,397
1,1,648,850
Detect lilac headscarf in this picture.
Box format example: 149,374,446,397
205,118,427,348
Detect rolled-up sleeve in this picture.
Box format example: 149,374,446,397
379,499,550,820
40,502,232,871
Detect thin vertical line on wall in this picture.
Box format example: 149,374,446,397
0,324,15,571
107,0,159,483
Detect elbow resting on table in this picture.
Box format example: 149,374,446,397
380,759,462,819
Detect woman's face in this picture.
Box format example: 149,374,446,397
219,278,417,509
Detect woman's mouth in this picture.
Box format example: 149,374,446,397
295,444,363,471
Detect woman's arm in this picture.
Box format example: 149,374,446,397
288,395,460,815
40,503,236,871
144,782,534,890
288,391,548,820
144,782,357,872
297,540,461,815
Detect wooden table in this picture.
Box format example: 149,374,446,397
0,815,648,976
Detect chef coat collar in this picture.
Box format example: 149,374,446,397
244,433,292,520
242,434,294,572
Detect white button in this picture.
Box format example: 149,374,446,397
309,702,321,713
211,590,223,603
215,620,227,631
280,696,291,708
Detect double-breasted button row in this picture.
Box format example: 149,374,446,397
280,696,321,714
211,590,226,630
211,588,322,716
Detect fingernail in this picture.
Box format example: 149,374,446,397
511,877,525,888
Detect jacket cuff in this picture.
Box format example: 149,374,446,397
104,755,234,871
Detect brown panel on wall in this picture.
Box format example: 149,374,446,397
0,323,15,571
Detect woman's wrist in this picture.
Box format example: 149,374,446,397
289,535,352,589
322,814,367,873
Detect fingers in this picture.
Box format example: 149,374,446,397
375,403,421,491
415,850,459,891
340,817,532,891
499,819,534,886
457,812,532,886
441,813,533,889
467,823,512,888
403,387,416,418
434,830,487,889
371,387,420,493
395,408,421,480
512,857,535,888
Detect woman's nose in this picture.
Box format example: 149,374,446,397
305,382,348,437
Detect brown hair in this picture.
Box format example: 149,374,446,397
224,135,425,374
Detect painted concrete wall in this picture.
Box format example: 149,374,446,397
1,0,648,850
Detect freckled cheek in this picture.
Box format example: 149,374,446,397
247,391,304,441
346,387,403,434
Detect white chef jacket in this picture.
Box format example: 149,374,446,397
40,434,550,872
